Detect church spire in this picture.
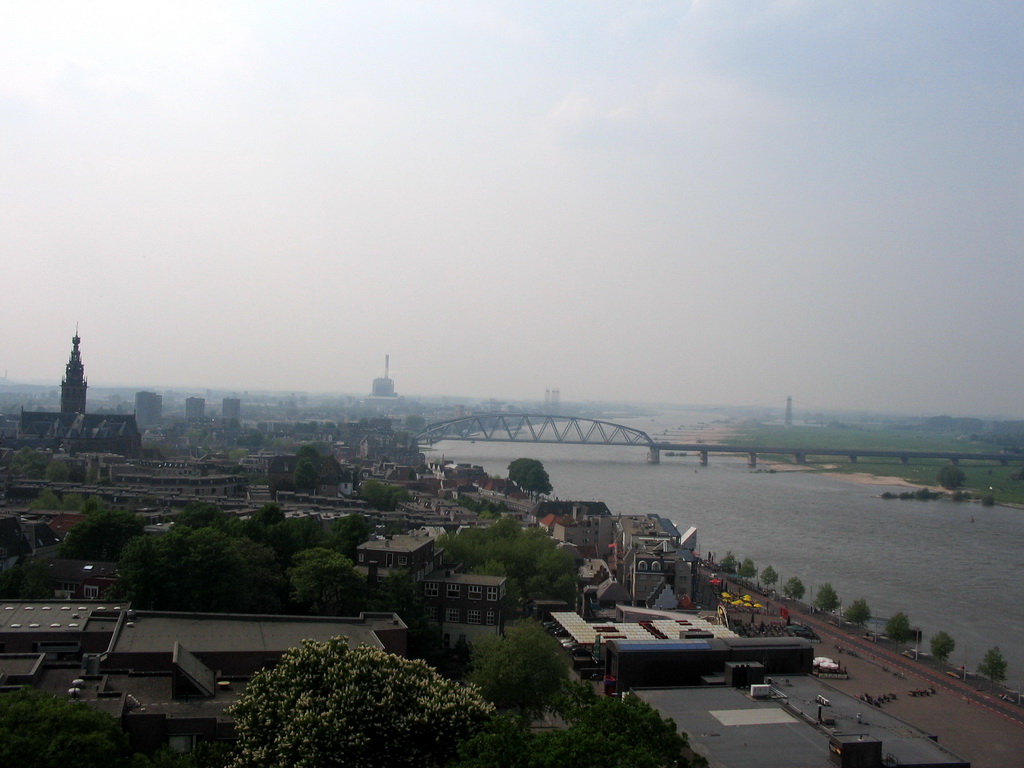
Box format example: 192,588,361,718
61,329,88,414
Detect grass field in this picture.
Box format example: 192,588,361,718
723,423,1024,506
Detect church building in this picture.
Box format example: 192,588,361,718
16,332,142,457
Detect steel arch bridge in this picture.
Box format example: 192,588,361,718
416,414,656,448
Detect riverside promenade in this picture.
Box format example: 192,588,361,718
709,572,1024,768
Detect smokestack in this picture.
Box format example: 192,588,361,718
385,354,390,378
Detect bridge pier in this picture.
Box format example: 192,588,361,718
793,452,806,465
699,450,709,466
748,452,757,468
899,456,909,465
949,458,959,466
848,455,858,463
647,447,660,465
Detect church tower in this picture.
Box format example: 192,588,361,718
61,330,88,414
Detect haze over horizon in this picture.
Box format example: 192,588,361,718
3,3,1022,418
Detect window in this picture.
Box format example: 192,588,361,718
425,582,439,597
652,561,662,571
357,552,364,563
398,555,408,566
486,611,496,626
446,607,460,623
468,585,482,600
637,561,648,571
486,586,499,601
83,585,100,598
447,583,461,598
467,610,481,625
426,606,438,620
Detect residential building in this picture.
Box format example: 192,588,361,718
134,392,163,427
184,397,206,421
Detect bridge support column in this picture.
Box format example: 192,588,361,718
949,458,959,466
647,447,660,465
748,452,757,468
848,455,858,463
899,456,909,465
699,450,709,466
793,452,806,465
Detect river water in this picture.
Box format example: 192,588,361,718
430,411,1024,684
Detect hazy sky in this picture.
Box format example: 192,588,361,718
3,2,1022,416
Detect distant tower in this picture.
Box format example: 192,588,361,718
185,396,206,421
135,391,163,427
551,388,560,410
371,354,397,398
785,396,793,428
222,397,241,421
61,330,88,414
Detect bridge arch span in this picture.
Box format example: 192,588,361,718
416,414,655,447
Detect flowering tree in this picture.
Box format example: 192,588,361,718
229,638,494,768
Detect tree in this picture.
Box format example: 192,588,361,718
0,688,132,768
0,559,53,599
11,448,48,478
930,630,956,663
288,547,367,615
368,569,441,660
814,582,840,613
719,551,737,573
324,513,372,561
118,527,284,613
738,557,757,579
28,489,63,511
469,619,570,720
229,638,494,768
885,611,912,644
294,445,320,492
359,479,411,511
977,646,1008,690
174,501,237,532
845,598,871,628
782,576,805,600
760,565,779,588
937,465,966,490
44,460,70,482
60,508,145,561
453,682,695,768
507,458,552,498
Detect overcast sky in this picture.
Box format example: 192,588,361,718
2,2,1022,417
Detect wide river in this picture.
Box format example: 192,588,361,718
430,411,1024,684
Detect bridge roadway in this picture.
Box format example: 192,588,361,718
650,443,1020,467
416,414,1021,466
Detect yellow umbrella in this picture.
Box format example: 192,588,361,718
721,592,732,599
753,602,764,608
731,600,745,606
743,595,753,602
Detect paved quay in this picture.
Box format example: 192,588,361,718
716,575,1024,768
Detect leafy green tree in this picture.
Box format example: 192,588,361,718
174,502,237,533
438,518,576,605
885,611,912,644
760,565,779,588
118,527,284,613
359,479,412,511
60,493,85,511
288,547,367,615
229,638,494,768
978,646,1008,690
453,682,694,768
368,569,441,660
324,513,372,561
738,557,757,579
782,576,805,600
507,458,552,498
60,509,145,561
845,598,871,628
293,445,320,492
0,559,53,599
469,620,569,720
937,465,966,490
814,582,840,613
719,551,737,573
11,448,48,478
29,489,64,511
0,688,132,768
930,630,956,663
44,460,70,482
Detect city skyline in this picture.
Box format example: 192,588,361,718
3,3,1023,417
